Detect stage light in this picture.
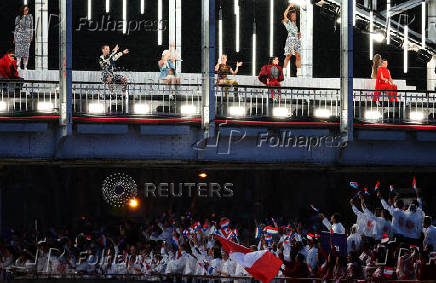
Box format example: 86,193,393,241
219,17,223,57
141,0,145,14
158,0,163,45
181,105,197,116
416,49,432,64
198,172,207,178
314,108,332,119
0,101,7,112
128,198,138,208
404,25,408,73
87,0,92,20
24,0,27,5
270,0,274,57
273,107,290,118
387,0,391,44
134,104,150,114
369,10,373,60
235,0,240,52
106,0,110,13
252,33,257,76
37,102,54,112
122,0,127,34
89,103,105,114
352,0,356,26
422,2,426,49
365,110,382,120
229,106,245,117
410,111,424,122
373,31,385,43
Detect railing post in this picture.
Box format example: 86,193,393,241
59,0,72,136
201,0,215,138
340,0,354,142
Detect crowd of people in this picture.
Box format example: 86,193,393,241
0,181,435,281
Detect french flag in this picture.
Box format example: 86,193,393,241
255,227,261,239
389,185,394,193
412,177,417,191
182,229,190,238
349,182,359,189
215,235,283,283
171,233,179,249
264,226,279,235
220,218,230,229
374,181,380,191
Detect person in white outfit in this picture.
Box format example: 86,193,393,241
377,191,406,238
347,224,362,253
317,211,346,234
423,216,436,252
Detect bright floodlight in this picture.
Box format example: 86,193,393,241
374,31,385,43
158,0,163,45
0,101,7,112
314,108,332,119
273,107,290,118
89,103,105,114
365,110,382,120
404,25,408,73
134,104,150,114
128,198,138,208
37,102,54,112
229,106,245,117
198,172,207,178
106,0,110,13
181,105,197,116
87,0,92,20
409,111,424,121
122,0,127,34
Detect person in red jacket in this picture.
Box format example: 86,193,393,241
0,50,21,80
374,59,398,102
258,56,284,99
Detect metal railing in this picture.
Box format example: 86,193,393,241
1,80,436,126
0,80,59,116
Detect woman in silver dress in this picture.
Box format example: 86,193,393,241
14,5,33,70
282,3,301,77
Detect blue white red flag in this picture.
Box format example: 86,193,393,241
220,218,230,229
350,182,359,189
374,181,380,191
171,233,179,249
412,177,417,191
255,227,261,239
265,234,273,242
202,262,214,274
264,226,279,235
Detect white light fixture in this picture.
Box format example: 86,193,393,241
141,0,145,14
273,107,289,118
270,0,274,57
219,18,223,58
352,0,356,26
181,105,197,116
235,0,240,52
134,104,150,114
158,0,163,45
89,103,105,114
422,2,426,49
404,25,408,73
0,101,7,112
37,102,54,112
369,10,373,60
252,33,257,76
87,0,92,20
314,108,332,119
410,111,424,121
374,31,385,43
229,106,245,117
365,110,382,120
106,0,110,13
24,0,27,5
387,0,391,44
122,0,127,34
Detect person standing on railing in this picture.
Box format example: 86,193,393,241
215,54,242,98
282,3,302,77
0,50,21,80
99,44,129,94
14,5,33,71
374,59,398,102
258,56,284,100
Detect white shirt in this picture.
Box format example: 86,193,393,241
322,218,345,234
364,208,392,240
381,199,406,236
347,233,362,253
352,205,375,237
423,225,436,251
403,209,423,239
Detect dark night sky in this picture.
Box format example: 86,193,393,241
0,0,429,89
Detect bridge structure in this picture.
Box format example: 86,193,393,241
1,0,436,168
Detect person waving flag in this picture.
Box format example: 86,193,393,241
374,181,380,191
350,182,359,189
215,235,283,283
412,177,417,192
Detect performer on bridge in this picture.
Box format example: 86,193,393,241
215,54,243,98
258,56,284,99
14,5,33,71
374,59,398,102
282,3,302,77
99,44,129,94
371,54,382,79
158,42,180,85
